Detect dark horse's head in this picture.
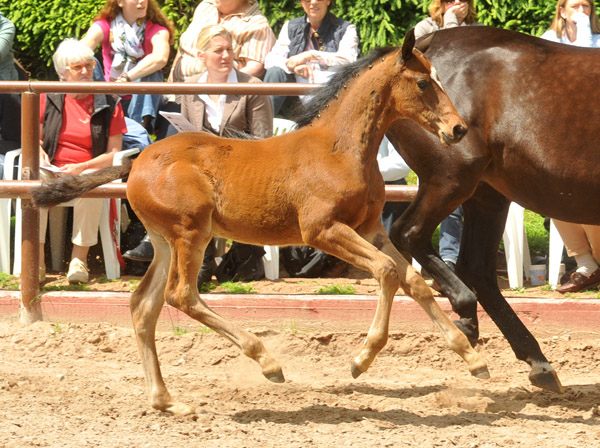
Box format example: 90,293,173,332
295,29,467,146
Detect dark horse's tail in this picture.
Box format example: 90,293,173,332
32,159,133,208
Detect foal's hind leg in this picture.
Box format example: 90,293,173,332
166,235,284,377
364,223,489,379
129,232,195,415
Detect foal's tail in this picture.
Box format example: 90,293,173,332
32,159,133,208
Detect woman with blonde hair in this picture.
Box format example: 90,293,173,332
541,0,600,46
81,0,175,131
414,0,478,40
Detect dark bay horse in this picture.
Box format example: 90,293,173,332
387,26,600,394
33,31,488,416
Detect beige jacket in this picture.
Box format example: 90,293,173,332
181,69,273,139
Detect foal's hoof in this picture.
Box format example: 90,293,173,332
161,402,196,417
350,362,365,379
470,366,491,380
264,369,285,383
530,370,565,394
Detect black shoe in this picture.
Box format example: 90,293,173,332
197,239,217,286
123,234,154,262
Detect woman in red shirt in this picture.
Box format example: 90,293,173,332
39,38,128,284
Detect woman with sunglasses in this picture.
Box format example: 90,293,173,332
81,0,174,132
414,0,478,40
38,38,128,284
263,0,359,116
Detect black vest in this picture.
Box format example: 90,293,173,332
287,13,357,58
42,93,119,161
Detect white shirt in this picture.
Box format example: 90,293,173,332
377,137,411,182
198,69,238,133
541,12,600,48
264,19,359,85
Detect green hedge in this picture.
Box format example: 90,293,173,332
0,0,588,79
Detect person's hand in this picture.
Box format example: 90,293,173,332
59,162,87,175
447,2,469,23
293,63,314,81
286,52,314,71
39,145,51,167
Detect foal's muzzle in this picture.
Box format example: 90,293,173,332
440,124,468,145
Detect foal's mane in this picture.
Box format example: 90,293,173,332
294,46,398,128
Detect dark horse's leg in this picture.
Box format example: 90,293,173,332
389,186,481,345
459,184,564,393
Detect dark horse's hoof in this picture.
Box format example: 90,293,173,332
264,369,285,384
453,319,479,347
530,370,565,394
350,362,364,379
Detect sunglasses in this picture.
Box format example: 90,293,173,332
66,61,96,74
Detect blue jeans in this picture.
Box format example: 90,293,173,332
123,117,152,151
92,59,164,127
263,66,296,116
126,71,165,127
439,205,463,264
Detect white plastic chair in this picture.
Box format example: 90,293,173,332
503,203,564,289
262,119,298,280
11,148,139,280
1,148,26,273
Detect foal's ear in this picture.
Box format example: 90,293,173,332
400,28,416,64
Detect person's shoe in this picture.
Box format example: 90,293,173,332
559,268,576,286
39,265,46,283
198,258,217,286
556,268,600,293
67,258,89,284
432,260,456,293
123,234,154,262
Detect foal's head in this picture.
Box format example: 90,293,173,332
393,29,467,145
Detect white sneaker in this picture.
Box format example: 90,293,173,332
67,258,89,284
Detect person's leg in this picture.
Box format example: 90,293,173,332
68,198,104,283
38,207,49,282
122,117,153,151
439,205,463,268
553,220,600,292
263,67,295,116
127,72,165,132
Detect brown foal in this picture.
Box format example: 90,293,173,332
33,30,488,416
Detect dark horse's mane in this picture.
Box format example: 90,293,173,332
293,46,398,128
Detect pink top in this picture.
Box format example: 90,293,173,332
95,18,167,81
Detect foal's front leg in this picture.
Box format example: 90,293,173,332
362,223,489,379
305,221,404,376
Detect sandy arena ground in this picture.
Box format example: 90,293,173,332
0,307,599,447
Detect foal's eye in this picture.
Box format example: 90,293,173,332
417,79,428,90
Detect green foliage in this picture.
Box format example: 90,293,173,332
0,273,19,290
218,281,257,294
1,0,595,81
0,0,105,79
316,284,357,295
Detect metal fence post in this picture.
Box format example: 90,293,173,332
19,91,41,323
